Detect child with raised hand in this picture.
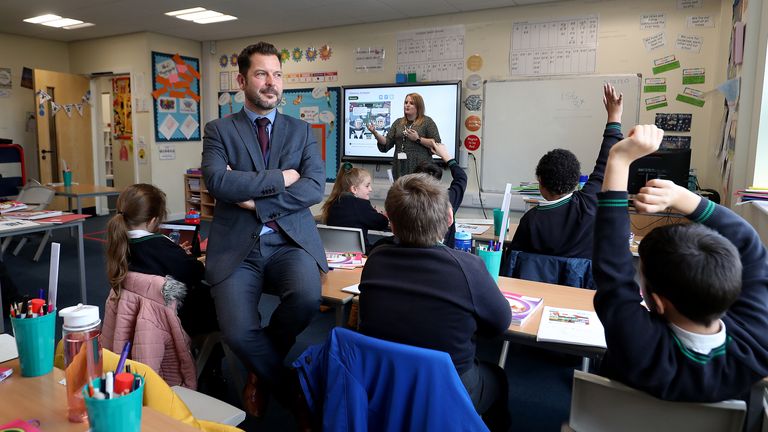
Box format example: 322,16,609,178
322,163,389,252
106,183,217,337
593,124,768,402
511,83,623,259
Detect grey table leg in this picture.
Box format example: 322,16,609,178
76,222,87,303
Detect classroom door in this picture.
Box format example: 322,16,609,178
34,69,95,211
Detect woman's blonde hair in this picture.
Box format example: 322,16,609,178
404,93,426,126
321,163,371,222
106,183,167,297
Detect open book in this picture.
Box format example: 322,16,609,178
504,292,544,326
536,306,607,348
4,210,63,220
0,201,27,214
326,251,365,269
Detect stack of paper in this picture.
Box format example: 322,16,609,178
504,292,544,326
0,201,28,214
326,251,365,269
4,210,63,220
536,306,606,348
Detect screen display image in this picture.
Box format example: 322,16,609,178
158,223,201,257
628,149,691,195
342,81,461,162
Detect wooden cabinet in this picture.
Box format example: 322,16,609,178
184,174,214,220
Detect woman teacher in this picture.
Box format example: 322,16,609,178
368,93,441,179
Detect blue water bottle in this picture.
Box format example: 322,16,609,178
578,174,589,189
454,231,472,253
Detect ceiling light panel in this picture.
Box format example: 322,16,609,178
23,14,62,24
165,7,206,16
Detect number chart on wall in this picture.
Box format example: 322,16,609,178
279,87,341,182
151,52,201,142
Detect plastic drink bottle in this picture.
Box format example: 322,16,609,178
60,304,103,423
454,231,472,252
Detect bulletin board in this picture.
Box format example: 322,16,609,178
151,51,201,142
279,87,341,182
218,90,245,118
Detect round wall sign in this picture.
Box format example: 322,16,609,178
466,74,482,91
464,135,481,151
467,54,483,72
465,115,481,132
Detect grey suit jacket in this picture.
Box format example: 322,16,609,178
201,109,328,285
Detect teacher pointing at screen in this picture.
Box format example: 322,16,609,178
368,92,441,179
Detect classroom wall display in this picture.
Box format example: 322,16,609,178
218,91,245,118
655,113,692,132
151,51,201,142
481,74,641,193
112,77,132,139
279,86,341,182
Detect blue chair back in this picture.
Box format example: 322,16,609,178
502,250,594,289
293,327,488,432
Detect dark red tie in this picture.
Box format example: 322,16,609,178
255,117,279,232
255,117,270,164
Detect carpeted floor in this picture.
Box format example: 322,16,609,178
2,215,579,431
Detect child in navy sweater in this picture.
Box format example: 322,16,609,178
510,83,623,259
322,163,389,252
593,124,768,402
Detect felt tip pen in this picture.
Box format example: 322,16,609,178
115,341,131,374
105,371,114,399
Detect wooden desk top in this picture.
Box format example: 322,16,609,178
497,276,595,337
321,267,362,304
0,359,200,431
52,184,121,196
473,223,519,243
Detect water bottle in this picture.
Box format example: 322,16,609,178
59,304,103,423
578,174,589,189
454,231,472,253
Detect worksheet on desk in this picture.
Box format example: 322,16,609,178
0,334,18,363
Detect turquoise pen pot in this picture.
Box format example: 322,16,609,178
83,375,145,432
10,310,56,377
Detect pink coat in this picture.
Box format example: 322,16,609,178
102,272,197,389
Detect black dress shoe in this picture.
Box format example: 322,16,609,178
242,371,269,417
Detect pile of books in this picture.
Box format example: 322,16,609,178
4,210,63,220
504,292,543,327
326,251,365,269
512,182,540,196
736,187,768,203
0,200,27,214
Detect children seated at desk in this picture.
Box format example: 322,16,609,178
510,83,623,259
358,173,512,431
413,142,467,248
321,163,389,252
593,124,768,402
105,183,217,338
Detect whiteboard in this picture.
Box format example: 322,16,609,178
480,74,641,193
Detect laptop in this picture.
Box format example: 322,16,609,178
158,223,202,257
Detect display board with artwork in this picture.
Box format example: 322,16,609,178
152,51,201,142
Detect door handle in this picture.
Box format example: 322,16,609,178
41,149,55,160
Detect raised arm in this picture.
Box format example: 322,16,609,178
580,83,624,196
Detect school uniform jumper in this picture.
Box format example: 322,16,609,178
444,159,468,248
593,193,768,402
359,243,512,429
510,123,623,259
128,234,217,337
325,192,389,252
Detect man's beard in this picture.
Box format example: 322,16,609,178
248,87,281,111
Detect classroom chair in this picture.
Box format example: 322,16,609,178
0,180,55,261
566,370,746,432
499,250,594,368
316,224,365,254
293,327,489,432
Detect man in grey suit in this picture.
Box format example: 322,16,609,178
201,42,328,417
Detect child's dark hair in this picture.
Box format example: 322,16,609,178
106,184,168,297
639,223,742,326
413,160,443,181
321,163,371,222
535,149,580,195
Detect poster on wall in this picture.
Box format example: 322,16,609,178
218,91,245,118
151,51,201,142
112,77,132,139
279,87,341,181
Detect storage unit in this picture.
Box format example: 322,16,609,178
184,174,214,220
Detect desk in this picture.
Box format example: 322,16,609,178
0,219,87,333
321,268,600,360
0,359,201,432
473,223,519,244
53,185,120,214
321,267,361,326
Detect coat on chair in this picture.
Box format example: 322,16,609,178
502,250,595,289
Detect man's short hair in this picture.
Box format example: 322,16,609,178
535,149,580,195
639,223,742,326
385,174,450,247
413,160,443,181
238,42,280,76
